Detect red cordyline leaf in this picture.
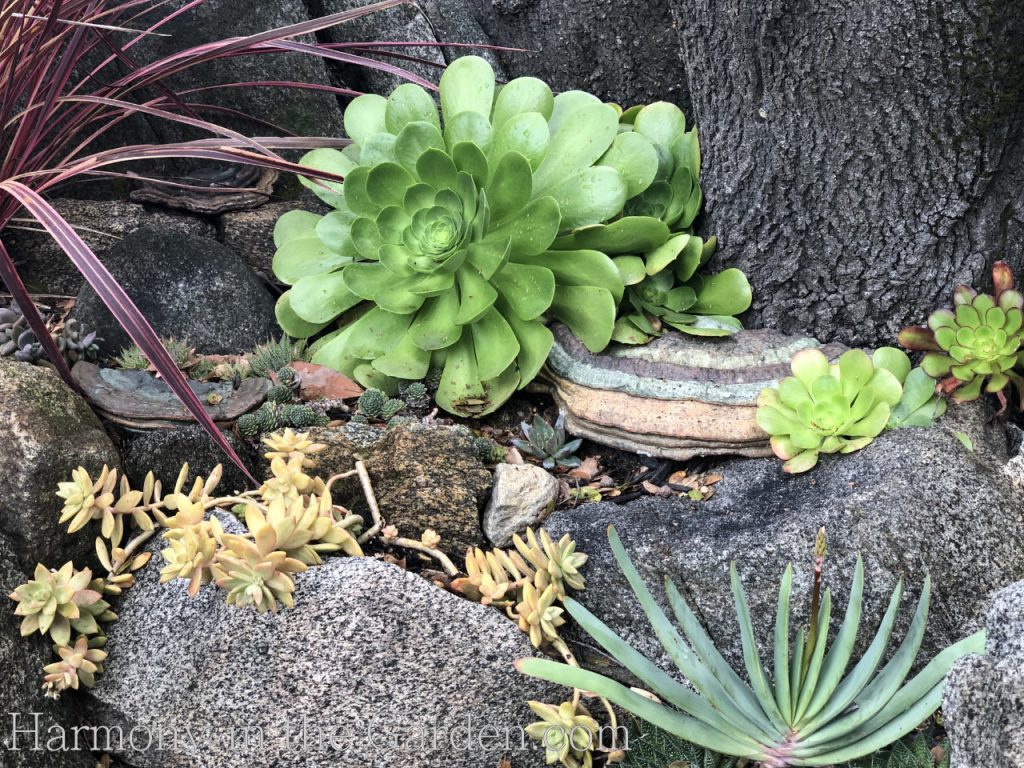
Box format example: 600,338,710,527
0,180,257,484
0,0,505,482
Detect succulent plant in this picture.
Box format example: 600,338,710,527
279,402,330,428
473,435,507,464
756,348,912,473
266,383,296,404
359,387,405,420
399,380,432,413
276,55,668,416
159,519,223,597
513,411,583,470
113,336,198,372
512,527,587,599
242,494,362,567
518,526,985,767
0,303,99,366
451,546,528,607
262,429,327,467
42,635,107,697
899,261,1024,411
612,234,752,341
238,401,328,438
277,365,301,391
526,700,599,768
212,532,308,613
248,336,306,378
9,563,110,646
515,577,566,648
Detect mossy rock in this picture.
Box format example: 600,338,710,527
0,359,121,571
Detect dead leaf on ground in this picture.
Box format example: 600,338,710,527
568,456,601,481
641,480,673,497
291,361,363,401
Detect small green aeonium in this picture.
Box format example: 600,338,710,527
272,55,751,417
756,348,946,473
898,260,1024,412
612,234,752,342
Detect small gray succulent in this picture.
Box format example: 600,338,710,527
513,411,583,470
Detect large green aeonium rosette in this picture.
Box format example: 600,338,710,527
273,55,643,416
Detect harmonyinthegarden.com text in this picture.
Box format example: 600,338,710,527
5,713,628,755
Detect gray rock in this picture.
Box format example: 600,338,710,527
945,580,1024,768
307,421,492,556
2,199,214,296
0,358,121,572
110,0,343,148
88,554,557,768
545,404,1024,681
318,0,448,95
219,201,306,280
0,536,95,767
122,425,260,498
71,227,279,357
484,464,558,547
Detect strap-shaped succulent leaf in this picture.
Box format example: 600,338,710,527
517,526,985,767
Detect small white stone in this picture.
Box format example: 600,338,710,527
483,463,559,547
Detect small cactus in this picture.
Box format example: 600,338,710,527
266,383,295,404
357,388,405,421
280,403,329,429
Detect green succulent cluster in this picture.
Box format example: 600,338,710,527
273,55,750,417
473,435,507,465
513,411,583,470
248,336,306,378
756,348,946,473
899,260,1024,412
354,387,405,422
518,526,984,767
612,234,751,342
237,401,328,439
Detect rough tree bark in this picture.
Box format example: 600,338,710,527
671,0,1024,346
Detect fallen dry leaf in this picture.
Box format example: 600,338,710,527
291,361,363,400
668,470,688,485
642,480,672,497
568,456,601,481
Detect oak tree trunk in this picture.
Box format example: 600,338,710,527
671,0,1024,345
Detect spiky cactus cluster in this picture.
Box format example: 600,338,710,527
353,388,405,423
237,401,328,439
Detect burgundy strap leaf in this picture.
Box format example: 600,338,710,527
0,180,257,485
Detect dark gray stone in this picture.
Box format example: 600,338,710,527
0,537,95,767
308,421,492,556
107,0,343,145
71,227,279,358
545,404,1024,681
4,199,214,296
88,554,557,768
122,425,260,498
945,580,1024,768
0,359,121,573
